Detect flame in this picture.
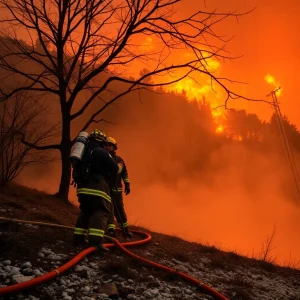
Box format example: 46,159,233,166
216,124,224,133
232,134,243,141
161,52,227,133
265,74,282,97
171,79,211,101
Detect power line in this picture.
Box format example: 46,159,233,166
268,89,300,202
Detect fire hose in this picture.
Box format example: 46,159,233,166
0,217,229,300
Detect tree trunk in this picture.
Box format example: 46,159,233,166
56,106,71,203
57,138,71,202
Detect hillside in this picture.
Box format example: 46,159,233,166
0,184,299,300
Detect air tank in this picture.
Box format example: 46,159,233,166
70,131,89,165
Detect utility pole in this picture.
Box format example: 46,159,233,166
267,88,300,201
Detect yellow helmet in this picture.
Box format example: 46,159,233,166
107,136,118,150
89,129,107,143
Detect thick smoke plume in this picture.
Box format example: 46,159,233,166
18,88,300,267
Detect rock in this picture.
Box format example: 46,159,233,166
33,269,42,277
83,286,91,292
65,288,76,294
62,292,72,300
47,254,61,260
150,289,159,296
21,262,32,269
12,274,34,284
38,252,45,258
23,268,33,275
41,248,53,256
128,279,133,284
143,291,154,299
177,265,189,273
89,262,98,269
3,260,11,266
75,265,84,272
8,267,21,277
4,265,12,272
98,283,118,299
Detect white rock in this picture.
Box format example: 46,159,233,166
21,262,32,269
65,288,76,294
75,265,84,272
12,274,34,284
83,286,91,292
3,260,11,266
8,267,21,277
47,254,61,260
150,288,159,296
33,270,42,277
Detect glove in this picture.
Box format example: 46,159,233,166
124,183,130,195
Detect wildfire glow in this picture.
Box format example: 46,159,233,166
172,79,211,101
212,109,223,118
232,135,243,141
265,74,282,97
216,124,224,133
169,78,227,134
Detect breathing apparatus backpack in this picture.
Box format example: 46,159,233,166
70,131,93,186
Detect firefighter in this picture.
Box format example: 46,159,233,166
73,129,124,253
106,136,133,238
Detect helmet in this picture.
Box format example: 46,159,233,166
107,137,118,150
89,129,107,143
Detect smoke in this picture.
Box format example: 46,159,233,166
17,87,300,267
99,88,300,266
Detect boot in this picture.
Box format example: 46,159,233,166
73,235,86,247
124,227,133,238
97,243,110,253
107,228,116,237
88,240,110,253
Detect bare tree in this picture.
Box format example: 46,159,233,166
258,225,277,264
0,90,56,186
0,0,251,200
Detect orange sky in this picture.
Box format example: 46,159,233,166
184,0,300,127
121,0,300,130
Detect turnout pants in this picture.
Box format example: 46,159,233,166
107,192,129,230
74,195,111,246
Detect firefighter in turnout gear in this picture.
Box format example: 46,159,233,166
72,129,124,253
106,137,133,238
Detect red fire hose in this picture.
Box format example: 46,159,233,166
0,217,229,300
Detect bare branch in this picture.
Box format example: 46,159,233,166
0,0,257,197
257,225,277,264
0,89,58,185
